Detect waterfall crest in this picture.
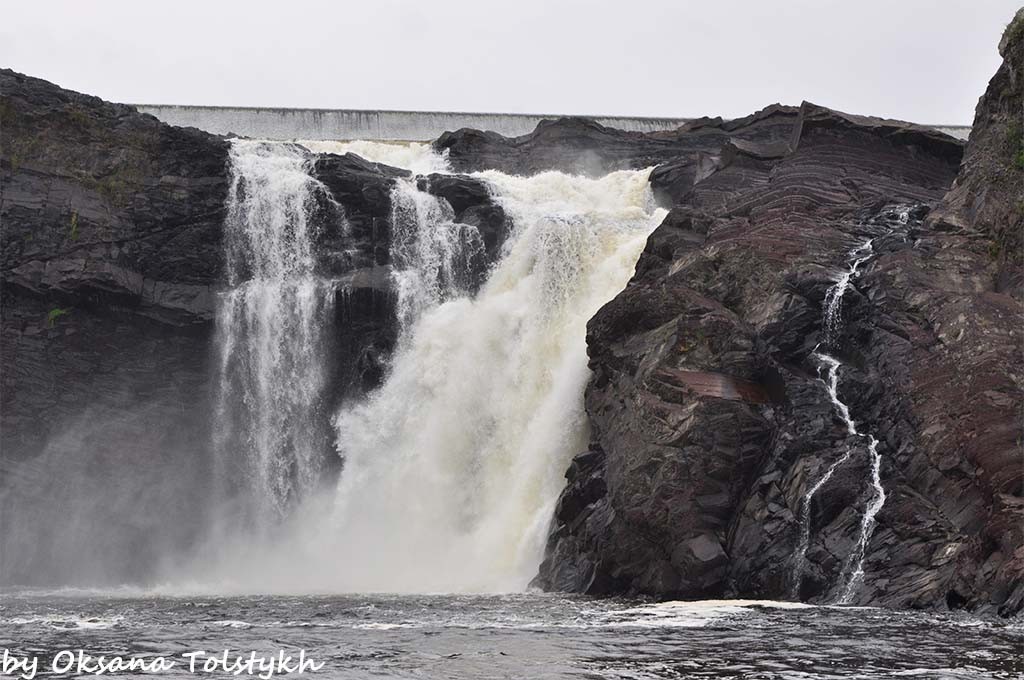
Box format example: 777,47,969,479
297,140,451,175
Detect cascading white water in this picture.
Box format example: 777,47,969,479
388,178,485,333
789,356,855,598
215,140,338,519
329,168,665,593
839,434,885,603
201,140,664,594
791,235,888,602
821,240,874,346
297,140,451,175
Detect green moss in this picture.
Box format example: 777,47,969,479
76,167,140,206
69,210,79,241
96,176,129,204
65,105,93,130
989,238,1002,261
1007,122,1024,171
46,307,71,327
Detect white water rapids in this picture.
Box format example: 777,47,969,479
202,140,664,593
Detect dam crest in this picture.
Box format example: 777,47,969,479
135,104,971,141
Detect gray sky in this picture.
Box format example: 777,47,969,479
1,0,1018,123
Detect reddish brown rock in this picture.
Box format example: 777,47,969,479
535,17,1022,616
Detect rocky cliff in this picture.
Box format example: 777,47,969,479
527,21,1023,615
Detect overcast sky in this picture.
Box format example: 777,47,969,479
1,1,1018,123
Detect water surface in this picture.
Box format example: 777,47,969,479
1,594,1020,679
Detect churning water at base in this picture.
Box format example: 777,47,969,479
2,593,1020,679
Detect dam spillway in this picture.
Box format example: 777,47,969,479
134,105,696,141
132,104,972,141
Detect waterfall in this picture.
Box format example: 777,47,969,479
789,355,855,598
203,140,664,593
328,168,665,593
215,140,339,520
791,225,893,602
388,178,485,333
838,434,885,603
821,240,875,347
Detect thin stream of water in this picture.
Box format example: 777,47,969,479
791,227,893,602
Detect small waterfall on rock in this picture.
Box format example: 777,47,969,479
215,140,339,520
838,434,885,603
789,354,855,598
329,168,664,592
790,219,898,602
821,240,875,347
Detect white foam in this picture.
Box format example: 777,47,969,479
296,140,451,174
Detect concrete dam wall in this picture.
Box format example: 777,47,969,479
135,105,972,142
134,105,697,141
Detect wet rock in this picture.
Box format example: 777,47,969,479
435,106,799,177
419,173,510,257
536,21,1023,617
533,94,990,610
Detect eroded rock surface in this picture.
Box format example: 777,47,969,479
534,24,1023,616
435,107,798,176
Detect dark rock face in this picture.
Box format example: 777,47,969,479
435,107,799,176
0,68,231,583
1,69,230,480
418,173,509,259
927,8,1024,296
850,16,1023,614
535,29,1023,616
1,68,231,325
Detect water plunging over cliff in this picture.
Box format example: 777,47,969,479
215,140,339,520
204,141,664,592
388,178,485,333
328,168,664,592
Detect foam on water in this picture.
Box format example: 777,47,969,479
3,593,1017,679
